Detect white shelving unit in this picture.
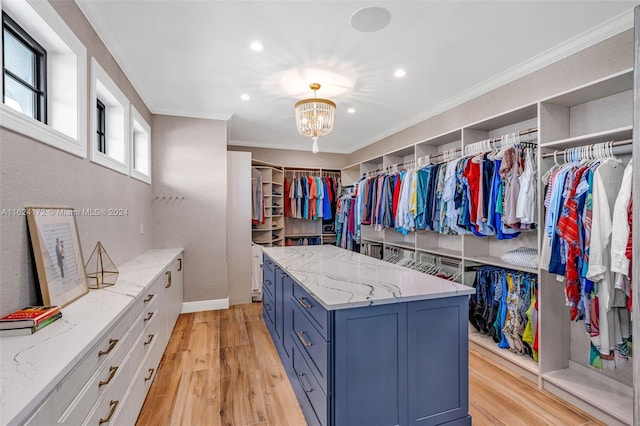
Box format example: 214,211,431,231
341,69,635,425
252,161,284,247
537,68,634,426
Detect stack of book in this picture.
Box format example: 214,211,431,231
0,306,62,337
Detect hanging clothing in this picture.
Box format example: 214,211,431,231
469,266,538,360
542,154,632,370
251,167,264,224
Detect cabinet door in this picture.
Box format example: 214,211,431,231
262,255,276,300
275,268,284,341
170,255,184,325
334,303,408,426
407,297,469,425
282,274,293,362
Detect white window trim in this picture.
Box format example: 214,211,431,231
130,105,151,184
0,0,87,158
90,57,130,175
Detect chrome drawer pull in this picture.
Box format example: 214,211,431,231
143,312,154,322
178,258,182,271
297,297,312,310
98,366,118,388
143,294,154,303
296,330,312,347
98,339,118,357
263,279,271,286
165,270,172,288
98,400,119,425
144,368,155,382
297,372,313,393
144,334,154,346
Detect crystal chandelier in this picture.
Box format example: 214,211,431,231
294,83,336,154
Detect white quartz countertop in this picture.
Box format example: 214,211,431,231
0,248,182,426
262,245,474,310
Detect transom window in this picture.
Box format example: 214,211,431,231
2,11,47,122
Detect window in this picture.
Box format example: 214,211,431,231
130,105,151,183
96,99,106,153
0,0,87,157
2,12,46,122
90,57,129,174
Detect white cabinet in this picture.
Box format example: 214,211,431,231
2,249,183,426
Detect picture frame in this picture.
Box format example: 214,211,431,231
26,207,89,307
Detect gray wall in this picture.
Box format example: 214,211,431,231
0,1,153,316
152,115,228,303
346,29,634,165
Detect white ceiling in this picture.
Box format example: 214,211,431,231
75,1,636,154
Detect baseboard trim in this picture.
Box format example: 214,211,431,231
181,298,229,313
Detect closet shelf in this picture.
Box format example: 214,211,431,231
416,247,462,260
361,236,384,244
384,241,416,251
285,233,322,238
464,255,538,275
542,364,632,426
468,331,539,382
540,126,632,150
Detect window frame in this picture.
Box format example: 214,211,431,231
90,57,130,175
2,11,47,122
96,98,106,154
0,0,87,158
130,105,151,184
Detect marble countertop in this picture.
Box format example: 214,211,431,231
262,245,474,310
0,248,182,426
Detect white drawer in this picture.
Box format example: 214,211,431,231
128,336,162,424
81,351,133,426
55,313,131,416
24,391,58,426
129,276,164,326
57,329,132,425
129,307,161,370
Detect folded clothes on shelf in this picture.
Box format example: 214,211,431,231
500,247,538,269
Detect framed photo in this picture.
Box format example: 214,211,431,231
26,207,89,307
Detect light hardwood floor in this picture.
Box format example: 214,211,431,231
136,303,604,426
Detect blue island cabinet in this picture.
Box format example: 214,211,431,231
262,253,471,426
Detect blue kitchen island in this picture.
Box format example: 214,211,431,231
261,245,475,426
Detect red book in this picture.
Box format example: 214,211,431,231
0,306,61,329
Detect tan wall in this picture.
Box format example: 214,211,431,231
228,145,351,170
346,29,634,165
0,1,154,316
152,115,228,303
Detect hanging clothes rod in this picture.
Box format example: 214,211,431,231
422,128,539,160
286,168,341,175
541,138,633,158
488,127,537,143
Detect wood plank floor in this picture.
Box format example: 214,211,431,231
136,303,604,426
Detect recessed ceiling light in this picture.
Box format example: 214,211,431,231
241,94,250,101
347,108,356,114
250,41,264,52
394,69,406,78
